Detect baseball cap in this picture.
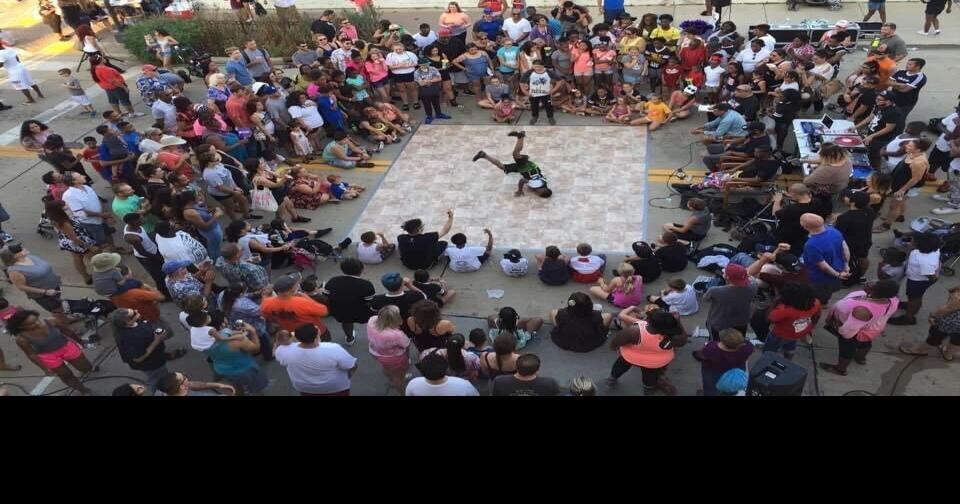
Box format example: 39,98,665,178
273,273,302,293
388,23,400,30
835,20,850,29
483,7,493,14
716,368,748,394
381,272,403,291
503,249,522,261
724,263,749,286
141,64,157,72
161,260,192,275
775,253,803,273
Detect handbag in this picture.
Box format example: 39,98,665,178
254,1,267,16
251,186,279,212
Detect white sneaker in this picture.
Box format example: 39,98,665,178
344,328,357,346
934,29,942,35
906,188,920,198
917,31,929,36
932,194,952,202
932,205,960,215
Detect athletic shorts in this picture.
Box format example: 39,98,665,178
371,77,389,88
36,340,83,370
390,72,414,83
925,0,947,15
105,87,132,106
31,293,65,313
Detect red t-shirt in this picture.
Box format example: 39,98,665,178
687,70,705,88
662,65,683,88
225,95,251,129
768,300,822,340
157,151,194,180
678,45,706,72
94,65,125,90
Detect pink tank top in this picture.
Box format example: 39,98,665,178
827,291,899,342
611,275,644,308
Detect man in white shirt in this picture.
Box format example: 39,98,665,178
750,24,776,52
275,324,358,396
501,9,532,43
150,89,178,134
445,229,494,273
330,37,355,72
405,353,479,396
62,172,120,248
413,23,438,51
735,39,771,74
0,41,44,103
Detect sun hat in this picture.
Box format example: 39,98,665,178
159,135,187,147
91,252,121,273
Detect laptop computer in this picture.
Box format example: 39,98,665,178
820,114,834,130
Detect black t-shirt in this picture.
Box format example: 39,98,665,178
429,38,467,72
772,97,800,123
538,257,569,285
730,134,771,154
834,207,876,253
116,323,166,371
741,158,780,181
550,308,607,353
868,104,905,143
323,275,375,323
491,375,561,396
774,201,822,250
655,244,688,272
626,256,661,284
727,95,759,122
398,232,441,270
44,150,92,183
369,290,426,320
890,70,927,107
413,281,443,301
310,19,336,39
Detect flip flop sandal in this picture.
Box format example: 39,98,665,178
898,343,929,356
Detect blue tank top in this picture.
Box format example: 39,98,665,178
205,338,257,376
193,205,222,240
464,55,489,76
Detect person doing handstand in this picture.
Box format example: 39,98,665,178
472,130,552,198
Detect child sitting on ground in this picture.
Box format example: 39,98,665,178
536,245,570,285
186,309,244,352
620,82,646,110
413,269,457,307
500,248,529,277
466,328,493,356
357,230,396,264
569,242,606,283
493,94,518,123
326,174,365,200
561,88,588,115
586,87,614,116
648,278,699,315
605,96,634,124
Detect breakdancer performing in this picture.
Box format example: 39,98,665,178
472,130,552,198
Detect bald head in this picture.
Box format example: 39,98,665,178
788,183,810,197
800,213,824,232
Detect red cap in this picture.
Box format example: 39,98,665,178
724,264,749,286
142,64,158,72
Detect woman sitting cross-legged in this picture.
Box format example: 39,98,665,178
550,292,611,353
589,262,644,308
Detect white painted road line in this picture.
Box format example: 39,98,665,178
29,376,55,396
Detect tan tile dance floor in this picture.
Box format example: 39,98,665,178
352,125,648,253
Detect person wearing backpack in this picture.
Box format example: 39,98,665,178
242,39,274,83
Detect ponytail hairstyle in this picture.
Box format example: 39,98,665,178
645,309,686,350
444,333,467,374
495,306,519,335
616,262,637,294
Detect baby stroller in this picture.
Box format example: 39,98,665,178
172,44,212,81
64,298,116,347
36,211,56,239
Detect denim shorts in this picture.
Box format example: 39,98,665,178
867,0,884,9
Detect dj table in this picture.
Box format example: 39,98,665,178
793,117,872,178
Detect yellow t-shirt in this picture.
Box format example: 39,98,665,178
650,27,681,46
644,101,672,122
